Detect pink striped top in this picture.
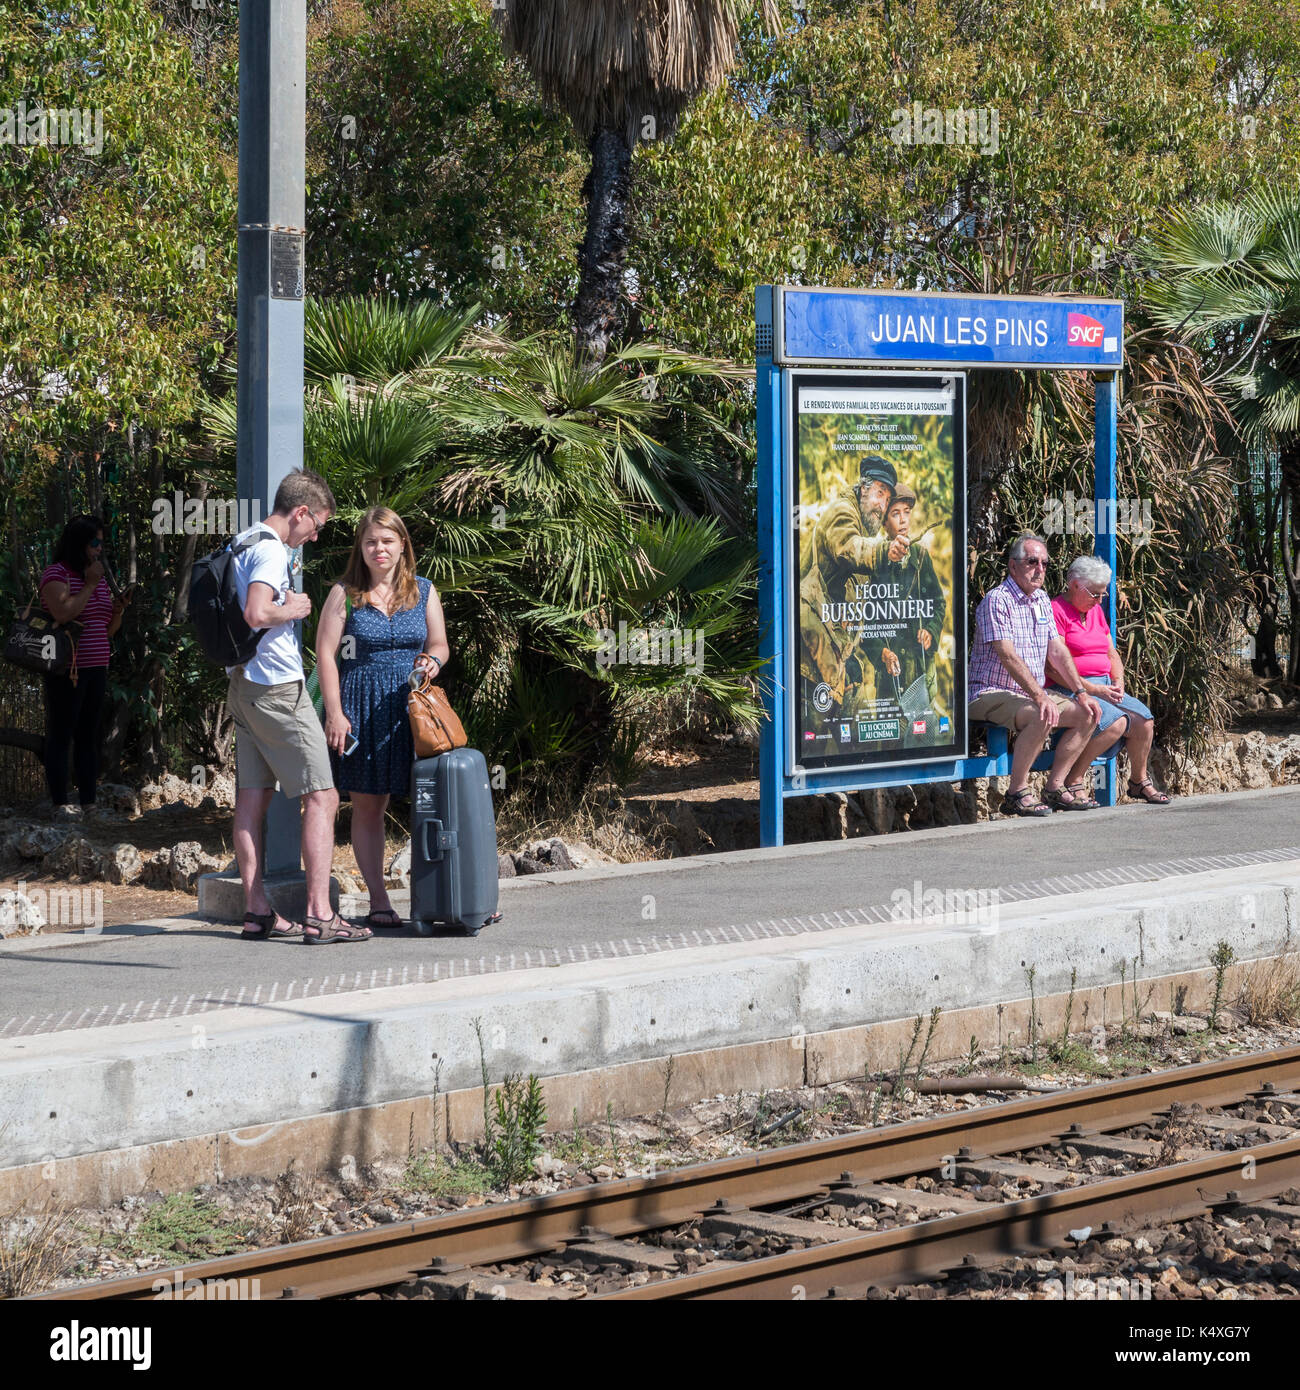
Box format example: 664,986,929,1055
39,563,113,668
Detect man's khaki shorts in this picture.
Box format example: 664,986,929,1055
968,689,1074,734
227,673,334,797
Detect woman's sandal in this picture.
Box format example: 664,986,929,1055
303,914,373,945
1044,784,1097,811
1064,781,1101,810
1000,787,1052,817
362,908,406,929
240,910,305,942
1128,777,1171,805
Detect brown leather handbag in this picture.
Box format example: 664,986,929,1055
408,673,467,758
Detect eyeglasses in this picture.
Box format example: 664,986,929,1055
1084,586,1108,599
88,537,103,548
305,507,326,535
1019,557,1047,569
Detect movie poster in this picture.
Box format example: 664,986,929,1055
790,371,966,773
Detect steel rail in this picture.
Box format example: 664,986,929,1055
33,1045,1300,1301
603,1133,1300,1300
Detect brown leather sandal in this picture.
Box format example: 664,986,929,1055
362,908,405,929
303,914,373,944
241,910,304,941
1064,781,1100,810
1128,778,1171,805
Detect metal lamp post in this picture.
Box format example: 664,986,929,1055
236,0,307,875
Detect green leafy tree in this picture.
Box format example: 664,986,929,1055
305,0,583,326
0,0,236,774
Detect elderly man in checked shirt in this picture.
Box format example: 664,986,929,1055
968,534,1113,816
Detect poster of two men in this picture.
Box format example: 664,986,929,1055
793,372,967,772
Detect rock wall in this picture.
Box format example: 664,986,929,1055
628,732,1300,856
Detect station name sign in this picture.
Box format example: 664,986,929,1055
777,287,1123,370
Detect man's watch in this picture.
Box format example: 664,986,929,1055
1070,687,1086,699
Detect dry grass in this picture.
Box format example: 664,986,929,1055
495,787,673,865
1237,952,1300,1027
0,1198,81,1298
273,1163,323,1245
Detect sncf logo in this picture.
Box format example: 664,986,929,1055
1067,311,1105,347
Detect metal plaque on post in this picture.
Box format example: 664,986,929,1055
270,230,305,300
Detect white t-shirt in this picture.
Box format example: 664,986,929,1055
225,523,304,685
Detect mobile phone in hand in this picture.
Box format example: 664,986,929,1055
342,733,359,757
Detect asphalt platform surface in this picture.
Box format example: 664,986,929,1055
1,786,1296,1038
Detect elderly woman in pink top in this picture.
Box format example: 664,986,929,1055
1045,555,1171,805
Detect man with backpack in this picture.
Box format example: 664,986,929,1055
204,468,370,945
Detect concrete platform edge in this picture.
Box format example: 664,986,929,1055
0,960,1251,1210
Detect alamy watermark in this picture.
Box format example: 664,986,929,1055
152,1272,262,1300
13,881,103,933
890,103,999,156
1042,1269,1151,1300
152,492,263,535
889,879,1000,932
596,621,704,670
2,101,104,156
1043,491,1152,545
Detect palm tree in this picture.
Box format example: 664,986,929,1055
204,296,760,800
495,0,772,361
1145,189,1300,680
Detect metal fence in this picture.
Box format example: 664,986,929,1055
0,663,45,804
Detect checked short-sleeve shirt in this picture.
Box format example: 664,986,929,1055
967,576,1058,701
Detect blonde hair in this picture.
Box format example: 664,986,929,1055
340,507,420,613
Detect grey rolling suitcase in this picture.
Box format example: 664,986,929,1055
409,748,500,937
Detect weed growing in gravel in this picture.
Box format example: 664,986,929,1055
105,1192,250,1260
273,1163,321,1244
0,1200,81,1297
490,1075,547,1187
1056,967,1077,1056
913,1008,941,1091
1045,1038,1103,1073
1209,941,1237,1032
1238,951,1300,1026
401,1153,494,1199
893,1014,924,1105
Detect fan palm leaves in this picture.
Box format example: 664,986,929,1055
495,1,774,359
1145,189,1300,439
202,293,759,800
304,297,480,382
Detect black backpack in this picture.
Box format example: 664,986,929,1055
188,533,270,666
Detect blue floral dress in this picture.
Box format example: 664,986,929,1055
333,577,431,796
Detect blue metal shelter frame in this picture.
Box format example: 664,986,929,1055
756,285,1124,848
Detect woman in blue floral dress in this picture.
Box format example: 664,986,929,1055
315,507,449,928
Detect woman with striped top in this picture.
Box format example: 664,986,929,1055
38,515,127,813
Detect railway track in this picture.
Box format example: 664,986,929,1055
34,1046,1300,1302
